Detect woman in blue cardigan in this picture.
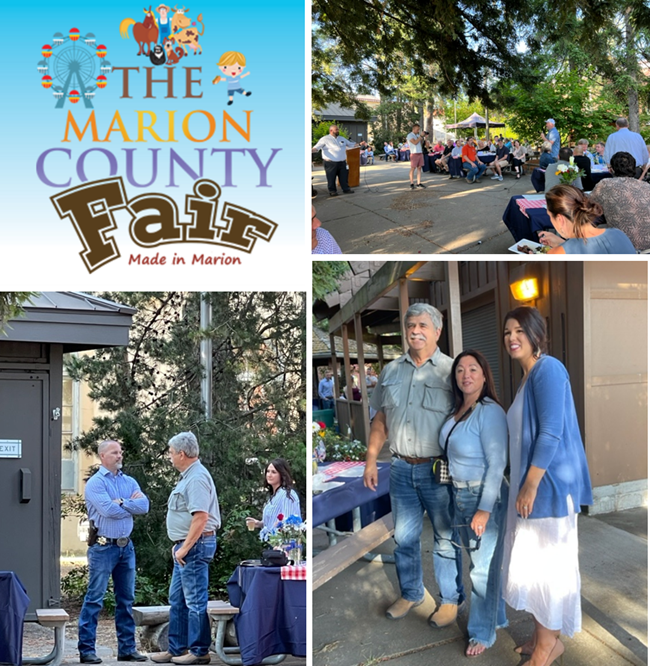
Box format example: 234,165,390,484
502,307,592,666
439,350,508,657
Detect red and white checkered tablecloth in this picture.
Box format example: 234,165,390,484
321,461,365,477
281,564,306,580
516,198,548,218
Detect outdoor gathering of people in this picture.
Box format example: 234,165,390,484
77,433,300,665
362,303,593,663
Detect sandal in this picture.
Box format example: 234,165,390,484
514,640,535,655
465,640,486,657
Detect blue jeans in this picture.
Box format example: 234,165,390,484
453,479,509,647
168,536,217,656
78,542,136,656
465,162,487,182
390,457,464,604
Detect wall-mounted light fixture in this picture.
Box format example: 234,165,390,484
509,263,541,302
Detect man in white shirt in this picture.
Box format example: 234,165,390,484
407,123,426,190
312,125,359,196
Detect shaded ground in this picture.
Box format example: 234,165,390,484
312,161,537,254
313,507,647,666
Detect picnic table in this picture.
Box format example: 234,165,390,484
502,195,554,243
531,167,613,193
313,461,390,532
226,566,306,666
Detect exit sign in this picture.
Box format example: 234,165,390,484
0,440,22,458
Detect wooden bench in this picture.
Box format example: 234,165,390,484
313,513,395,591
134,601,238,653
23,609,69,666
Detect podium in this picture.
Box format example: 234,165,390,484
346,147,360,188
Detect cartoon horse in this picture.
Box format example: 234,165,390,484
119,6,159,56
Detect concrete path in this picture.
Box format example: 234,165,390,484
313,507,647,666
312,162,539,254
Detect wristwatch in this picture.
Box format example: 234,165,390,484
118,498,124,507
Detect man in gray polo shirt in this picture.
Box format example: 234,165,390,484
364,303,464,627
150,432,220,665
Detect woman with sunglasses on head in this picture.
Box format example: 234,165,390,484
502,307,593,666
439,350,508,657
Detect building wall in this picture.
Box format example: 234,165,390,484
582,262,647,510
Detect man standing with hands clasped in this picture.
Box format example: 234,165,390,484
407,123,426,190
364,303,465,628
78,440,150,664
151,432,220,665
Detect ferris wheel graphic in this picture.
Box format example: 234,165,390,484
37,29,111,109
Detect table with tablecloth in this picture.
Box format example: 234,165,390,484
502,195,554,243
226,566,306,666
448,156,465,177
313,462,391,531
0,571,30,666
398,150,410,161
530,167,613,193
477,152,496,165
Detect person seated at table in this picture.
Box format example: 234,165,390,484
441,350,508,657
489,139,510,181
462,137,488,184
544,147,583,192
312,205,342,254
538,184,636,254
448,139,464,179
504,137,513,150
575,139,596,166
572,144,594,191
246,458,302,541
511,140,527,179
588,151,650,252
435,139,455,173
593,141,607,166
639,144,650,182
538,141,554,169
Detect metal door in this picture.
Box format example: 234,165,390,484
0,372,49,615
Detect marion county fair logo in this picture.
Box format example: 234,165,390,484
37,28,110,108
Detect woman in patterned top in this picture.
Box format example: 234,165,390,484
588,152,650,252
312,205,342,254
246,458,302,541
538,184,636,254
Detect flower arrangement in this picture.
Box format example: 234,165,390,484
555,156,585,186
266,514,306,548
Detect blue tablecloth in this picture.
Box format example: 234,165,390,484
398,150,410,161
313,462,391,529
477,153,496,165
0,571,30,666
530,168,612,193
502,196,554,243
448,156,464,177
227,566,306,666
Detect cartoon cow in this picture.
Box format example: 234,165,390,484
170,7,204,55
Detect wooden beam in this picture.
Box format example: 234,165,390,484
377,335,385,372
329,262,423,334
354,312,371,444
341,323,353,427
445,262,463,358
330,332,340,400
398,278,409,355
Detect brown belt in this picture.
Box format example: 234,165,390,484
175,531,215,544
393,453,441,465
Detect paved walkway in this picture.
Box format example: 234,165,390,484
313,507,647,666
312,161,539,254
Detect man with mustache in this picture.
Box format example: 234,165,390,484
364,303,465,628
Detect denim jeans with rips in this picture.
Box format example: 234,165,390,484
390,457,465,605
168,535,217,657
453,478,509,647
78,542,137,657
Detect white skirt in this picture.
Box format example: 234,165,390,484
502,495,582,637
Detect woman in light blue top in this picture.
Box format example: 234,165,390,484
538,184,636,254
246,458,301,541
439,350,508,657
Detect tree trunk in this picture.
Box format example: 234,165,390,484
624,6,640,132
425,99,434,139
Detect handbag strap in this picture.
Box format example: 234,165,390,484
443,401,479,454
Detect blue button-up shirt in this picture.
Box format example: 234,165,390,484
546,126,561,159
85,467,149,538
603,128,648,167
318,376,334,400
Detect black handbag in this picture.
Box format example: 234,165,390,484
261,549,288,567
435,402,479,485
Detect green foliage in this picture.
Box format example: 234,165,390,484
320,428,366,461
61,493,87,520
312,121,350,145
66,292,306,603
312,262,350,302
0,292,38,333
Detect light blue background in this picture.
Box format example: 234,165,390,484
1,0,305,286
